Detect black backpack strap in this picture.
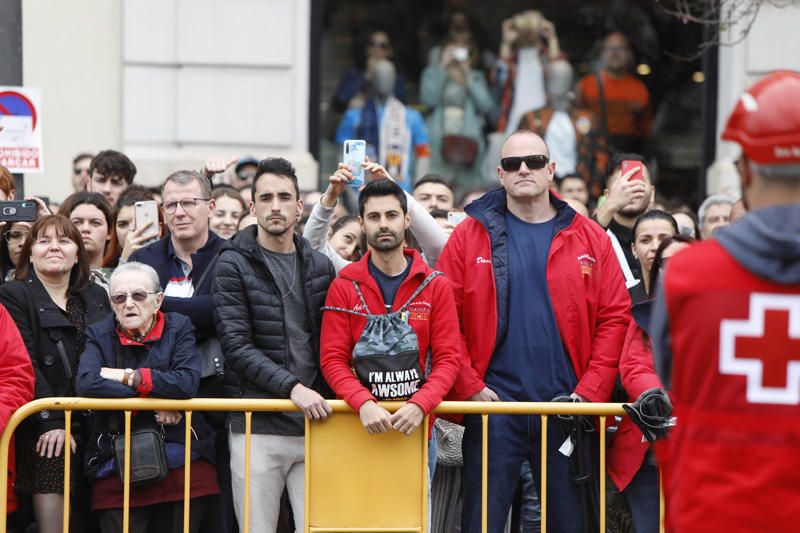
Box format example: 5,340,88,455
350,280,372,314
398,271,442,313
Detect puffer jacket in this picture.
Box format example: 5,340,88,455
213,225,336,435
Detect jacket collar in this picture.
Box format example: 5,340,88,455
116,310,166,347
465,188,576,238
339,248,430,288
226,225,311,261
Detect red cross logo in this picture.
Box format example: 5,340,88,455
719,293,800,404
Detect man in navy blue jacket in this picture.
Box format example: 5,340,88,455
129,170,223,339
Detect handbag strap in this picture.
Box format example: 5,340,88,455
192,254,218,291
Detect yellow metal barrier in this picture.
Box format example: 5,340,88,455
0,398,656,533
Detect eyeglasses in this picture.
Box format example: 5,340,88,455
161,198,210,214
110,291,159,305
368,40,391,49
500,155,550,171
4,230,29,243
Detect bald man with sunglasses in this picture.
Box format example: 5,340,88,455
436,130,630,532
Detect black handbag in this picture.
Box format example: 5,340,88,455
112,427,168,487
110,343,169,487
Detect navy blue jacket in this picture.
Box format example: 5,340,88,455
129,231,223,341
76,312,215,476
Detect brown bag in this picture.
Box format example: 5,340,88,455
441,135,478,167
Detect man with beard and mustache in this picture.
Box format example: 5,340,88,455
593,152,654,285
213,158,336,533
320,179,461,436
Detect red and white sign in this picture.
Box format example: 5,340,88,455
0,87,44,173
719,293,800,404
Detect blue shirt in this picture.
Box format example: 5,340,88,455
368,257,412,312
484,212,577,401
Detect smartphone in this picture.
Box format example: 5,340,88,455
621,160,644,181
343,140,367,188
447,211,467,226
134,201,160,246
452,46,469,62
0,201,38,222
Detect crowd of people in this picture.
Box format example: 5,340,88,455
331,8,654,205
0,10,795,533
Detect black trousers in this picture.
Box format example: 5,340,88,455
96,496,209,533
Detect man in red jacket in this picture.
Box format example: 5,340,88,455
652,71,800,532
436,130,630,532
321,179,462,437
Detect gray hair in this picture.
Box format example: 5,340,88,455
109,262,162,293
161,170,212,198
750,161,800,181
697,193,736,229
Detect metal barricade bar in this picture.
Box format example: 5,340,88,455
0,399,637,533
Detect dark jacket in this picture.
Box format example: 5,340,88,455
129,231,224,341
76,312,215,477
213,226,336,435
0,272,110,436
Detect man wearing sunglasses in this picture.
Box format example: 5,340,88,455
437,130,630,532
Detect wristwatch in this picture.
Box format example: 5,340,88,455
122,368,135,387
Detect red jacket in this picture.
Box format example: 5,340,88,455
607,318,664,491
0,304,35,513
435,190,631,402
321,249,462,415
657,239,800,532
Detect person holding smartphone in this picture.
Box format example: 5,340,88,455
303,158,447,272
593,153,654,286
419,37,494,188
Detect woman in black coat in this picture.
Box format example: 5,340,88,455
0,215,110,533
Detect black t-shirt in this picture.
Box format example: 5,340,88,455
368,256,412,312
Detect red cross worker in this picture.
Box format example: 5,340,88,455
651,71,800,532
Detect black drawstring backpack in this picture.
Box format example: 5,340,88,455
323,272,441,401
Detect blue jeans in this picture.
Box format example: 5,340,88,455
621,460,660,533
461,414,595,533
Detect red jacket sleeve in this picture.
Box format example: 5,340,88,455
407,277,462,414
620,319,664,399
320,279,375,412
0,304,34,432
435,227,485,400
573,234,631,402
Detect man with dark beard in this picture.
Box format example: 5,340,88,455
593,152,654,285
213,157,336,532
320,179,461,436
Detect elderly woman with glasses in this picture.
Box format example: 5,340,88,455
76,261,219,533
0,214,111,533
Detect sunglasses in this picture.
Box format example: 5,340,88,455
500,155,549,171
110,291,159,305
